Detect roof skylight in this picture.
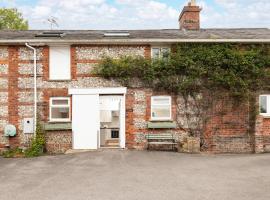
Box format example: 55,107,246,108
35,31,66,38
103,31,130,37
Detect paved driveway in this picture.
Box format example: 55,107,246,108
0,150,270,200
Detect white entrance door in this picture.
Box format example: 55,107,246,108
72,94,100,150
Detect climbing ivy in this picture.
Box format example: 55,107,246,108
96,43,270,98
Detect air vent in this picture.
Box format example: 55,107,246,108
35,31,66,38
104,31,130,37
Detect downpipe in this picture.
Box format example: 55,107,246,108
25,43,37,136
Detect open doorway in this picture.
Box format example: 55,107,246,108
100,95,123,148
70,88,126,150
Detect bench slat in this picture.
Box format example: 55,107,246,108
148,142,177,145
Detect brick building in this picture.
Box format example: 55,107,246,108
0,1,270,154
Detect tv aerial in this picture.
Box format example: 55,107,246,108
47,16,59,30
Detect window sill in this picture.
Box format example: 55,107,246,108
44,122,72,131
259,114,270,118
150,119,173,122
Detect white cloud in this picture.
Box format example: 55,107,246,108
201,0,270,28
3,0,270,29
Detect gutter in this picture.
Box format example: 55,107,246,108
25,43,37,135
0,39,270,45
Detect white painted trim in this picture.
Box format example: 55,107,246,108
151,96,172,121
259,95,270,116
69,87,127,95
151,46,171,59
120,95,126,148
49,97,71,122
1,38,270,45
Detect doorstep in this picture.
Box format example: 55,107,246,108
65,149,98,154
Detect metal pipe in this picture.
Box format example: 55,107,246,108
25,43,37,135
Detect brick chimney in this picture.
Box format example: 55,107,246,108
179,0,202,30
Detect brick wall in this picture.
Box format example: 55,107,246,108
45,131,72,154
179,5,201,30
0,46,9,148
255,116,270,153
203,95,254,153
1,44,270,154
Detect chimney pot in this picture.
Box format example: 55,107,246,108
190,0,196,6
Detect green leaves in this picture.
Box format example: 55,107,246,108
24,121,46,157
0,8,28,30
97,44,270,99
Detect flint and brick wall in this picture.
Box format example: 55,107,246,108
0,47,9,148
0,44,269,154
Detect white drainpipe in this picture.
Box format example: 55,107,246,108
25,43,37,135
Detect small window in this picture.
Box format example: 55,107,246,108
151,47,170,60
49,45,71,80
151,96,172,121
259,95,270,116
50,97,70,122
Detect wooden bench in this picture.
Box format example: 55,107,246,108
145,133,177,151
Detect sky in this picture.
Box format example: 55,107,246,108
0,0,269,30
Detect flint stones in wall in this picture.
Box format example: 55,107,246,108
0,119,8,131
19,77,122,89
135,132,146,143
0,135,8,145
0,92,8,103
134,118,147,129
0,106,8,117
18,91,43,103
0,78,8,89
134,90,146,102
0,47,8,59
76,46,145,60
0,120,8,145
18,63,43,75
177,114,201,130
19,105,34,117
77,63,96,74
70,77,122,88
21,134,34,146
0,64,8,74
47,133,72,144
19,47,43,61
133,104,146,116
18,78,33,89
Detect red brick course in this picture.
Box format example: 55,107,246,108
8,46,20,147
1,44,270,154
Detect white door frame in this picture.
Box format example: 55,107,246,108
69,87,127,149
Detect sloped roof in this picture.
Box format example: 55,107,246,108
0,29,269,44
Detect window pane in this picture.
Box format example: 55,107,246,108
152,97,170,105
152,105,171,118
51,107,70,119
260,96,267,113
52,99,69,105
152,48,160,59
161,48,170,59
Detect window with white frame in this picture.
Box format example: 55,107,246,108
259,95,270,116
151,96,172,121
49,45,71,80
151,47,170,60
50,97,70,122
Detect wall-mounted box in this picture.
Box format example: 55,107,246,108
23,118,34,134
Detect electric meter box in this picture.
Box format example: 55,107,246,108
23,118,34,134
